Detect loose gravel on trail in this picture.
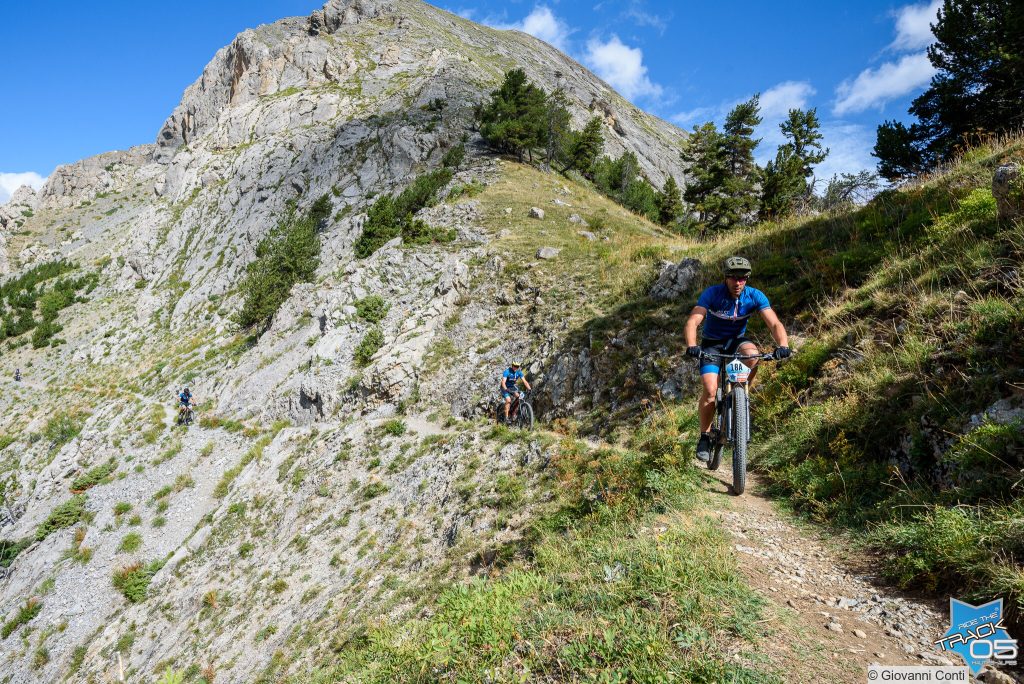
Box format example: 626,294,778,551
702,467,1020,684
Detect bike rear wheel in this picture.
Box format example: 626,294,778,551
731,385,749,495
517,402,534,431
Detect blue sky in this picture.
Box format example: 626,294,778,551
0,0,941,203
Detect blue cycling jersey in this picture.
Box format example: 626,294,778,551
696,284,771,340
501,368,523,390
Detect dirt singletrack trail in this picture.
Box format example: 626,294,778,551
698,466,1022,683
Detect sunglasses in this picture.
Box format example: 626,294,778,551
726,275,749,282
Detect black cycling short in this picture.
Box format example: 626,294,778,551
699,337,757,375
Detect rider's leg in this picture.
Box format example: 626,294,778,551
504,396,512,419
737,342,761,388
698,372,718,433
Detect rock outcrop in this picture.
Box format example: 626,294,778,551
993,162,1022,221
650,257,702,300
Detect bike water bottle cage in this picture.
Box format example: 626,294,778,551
725,359,750,383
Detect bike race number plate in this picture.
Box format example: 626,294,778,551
725,359,750,383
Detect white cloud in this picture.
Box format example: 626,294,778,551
624,2,670,33
758,81,815,120
671,80,816,150
584,34,663,101
891,0,941,51
500,6,573,53
833,52,935,115
670,106,717,128
0,172,46,206
813,122,877,182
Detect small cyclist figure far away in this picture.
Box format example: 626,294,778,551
683,256,792,464
177,386,195,425
499,361,532,424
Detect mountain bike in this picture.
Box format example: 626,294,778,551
699,350,783,495
495,389,534,431
177,404,195,426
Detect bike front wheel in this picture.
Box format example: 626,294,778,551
517,402,534,431
731,385,749,495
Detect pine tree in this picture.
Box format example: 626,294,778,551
562,117,605,175
874,0,1024,176
723,96,762,178
720,96,762,225
657,175,683,227
541,90,573,170
872,120,932,181
680,122,728,234
759,108,828,219
477,69,547,161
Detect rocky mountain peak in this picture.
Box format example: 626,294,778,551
308,0,398,34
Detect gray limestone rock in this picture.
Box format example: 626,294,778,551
650,257,702,300
993,163,1022,221
536,247,560,259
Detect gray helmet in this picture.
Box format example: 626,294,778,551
722,256,752,277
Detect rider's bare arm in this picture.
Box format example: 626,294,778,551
684,307,707,347
523,378,532,391
759,308,789,348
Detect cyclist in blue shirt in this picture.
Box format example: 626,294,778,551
500,361,532,423
683,257,791,462
178,387,193,419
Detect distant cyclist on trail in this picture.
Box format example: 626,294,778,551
499,361,532,423
683,256,791,462
178,387,193,415
14,369,20,382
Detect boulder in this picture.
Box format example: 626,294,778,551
577,231,596,241
536,247,560,260
529,207,545,220
650,258,702,300
993,163,1022,221
569,213,588,226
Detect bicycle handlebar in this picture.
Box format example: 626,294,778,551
697,350,795,362
698,352,773,361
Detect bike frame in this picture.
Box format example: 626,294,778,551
701,352,772,447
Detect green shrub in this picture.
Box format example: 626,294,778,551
354,295,390,323
35,495,87,542
354,327,385,367
380,419,406,437
43,411,84,450
118,532,142,553
354,168,455,258
113,502,132,516
70,459,117,492
1,598,41,639
112,558,165,603
68,645,86,675
442,144,466,169
0,539,31,568
360,481,389,500
237,195,330,332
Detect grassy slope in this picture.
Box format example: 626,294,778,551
293,166,790,681
744,140,1024,627
299,138,1024,678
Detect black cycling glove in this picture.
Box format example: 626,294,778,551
686,346,702,359
773,346,792,360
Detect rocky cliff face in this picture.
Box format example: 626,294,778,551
0,1,688,681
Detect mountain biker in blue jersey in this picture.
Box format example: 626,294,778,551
500,361,532,423
683,257,791,462
178,387,193,414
